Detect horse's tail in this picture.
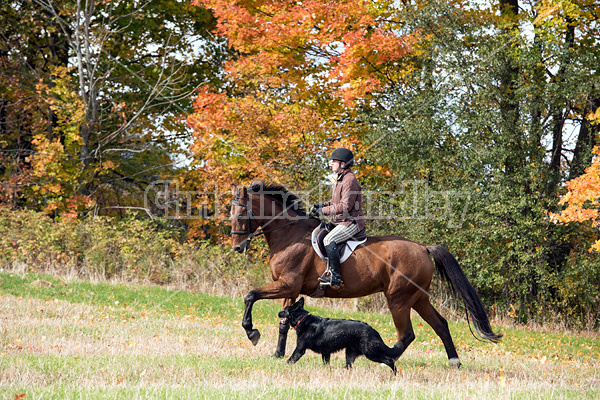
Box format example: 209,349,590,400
427,245,502,343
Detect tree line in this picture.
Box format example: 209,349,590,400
1,0,599,326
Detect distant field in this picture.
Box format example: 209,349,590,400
1,272,599,399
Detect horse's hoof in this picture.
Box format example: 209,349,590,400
449,357,461,369
248,329,261,346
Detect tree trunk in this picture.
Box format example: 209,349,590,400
45,16,70,142
499,0,521,175
570,95,600,179
546,16,575,196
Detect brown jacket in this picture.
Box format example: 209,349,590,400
322,168,366,232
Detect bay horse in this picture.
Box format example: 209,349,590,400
230,181,501,367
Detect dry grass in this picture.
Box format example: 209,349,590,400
1,280,599,400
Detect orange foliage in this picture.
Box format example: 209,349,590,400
188,0,413,184
193,0,413,102
551,147,600,252
186,0,415,240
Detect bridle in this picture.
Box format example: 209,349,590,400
230,191,314,248
231,197,255,237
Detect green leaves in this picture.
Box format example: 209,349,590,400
363,0,600,326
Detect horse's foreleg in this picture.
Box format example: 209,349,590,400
274,297,295,358
242,280,299,347
242,290,261,346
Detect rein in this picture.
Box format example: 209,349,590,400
251,219,307,238
231,198,314,247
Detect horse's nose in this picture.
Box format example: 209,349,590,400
233,240,249,253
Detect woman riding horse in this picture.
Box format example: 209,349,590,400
230,177,501,365
311,147,366,289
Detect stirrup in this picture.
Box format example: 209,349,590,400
318,269,331,284
318,270,341,289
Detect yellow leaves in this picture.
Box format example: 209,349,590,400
498,372,506,387
38,66,85,147
534,3,561,24
533,0,593,46
24,65,91,217
551,146,600,252
29,135,67,180
100,160,118,171
587,107,600,125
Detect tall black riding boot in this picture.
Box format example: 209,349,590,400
319,242,342,289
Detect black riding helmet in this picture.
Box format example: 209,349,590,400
329,147,354,168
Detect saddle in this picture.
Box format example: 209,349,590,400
311,222,367,264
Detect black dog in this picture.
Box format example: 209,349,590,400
278,298,403,374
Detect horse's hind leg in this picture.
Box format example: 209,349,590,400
413,297,461,368
386,297,416,359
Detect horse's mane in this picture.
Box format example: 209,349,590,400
247,180,309,216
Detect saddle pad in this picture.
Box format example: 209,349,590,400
311,225,367,264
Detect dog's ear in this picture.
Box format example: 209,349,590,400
297,297,305,308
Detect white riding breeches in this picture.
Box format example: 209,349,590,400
323,223,359,247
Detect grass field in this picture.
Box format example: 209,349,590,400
1,271,599,399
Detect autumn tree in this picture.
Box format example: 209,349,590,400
188,0,413,187
184,0,419,240
552,146,600,253
1,0,225,216
0,0,72,211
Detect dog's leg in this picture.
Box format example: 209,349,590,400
345,348,360,369
322,353,331,365
287,346,306,364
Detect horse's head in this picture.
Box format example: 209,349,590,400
230,181,312,253
230,184,253,253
